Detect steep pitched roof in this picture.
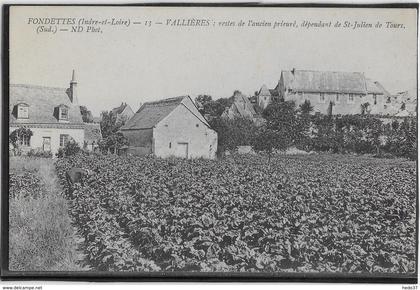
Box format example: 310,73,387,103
233,91,257,116
259,84,271,96
10,84,83,125
121,96,184,130
112,102,128,115
281,70,367,94
84,123,102,144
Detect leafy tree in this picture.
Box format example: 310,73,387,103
262,101,299,148
80,106,94,123
56,139,81,158
361,102,370,115
210,117,258,154
100,111,128,139
299,100,314,115
100,111,117,139
195,95,233,119
9,127,33,155
99,132,129,154
253,126,284,161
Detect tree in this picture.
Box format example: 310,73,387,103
98,132,129,154
56,139,81,158
100,111,128,139
80,106,94,123
262,101,299,148
299,100,314,115
361,102,370,115
253,126,284,161
209,117,258,154
9,127,33,155
195,95,233,119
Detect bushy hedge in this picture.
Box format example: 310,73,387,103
27,148,53,158
307,115,416,160
56,140,81,158
211,100,417,160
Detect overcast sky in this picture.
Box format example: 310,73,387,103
10,6,417,116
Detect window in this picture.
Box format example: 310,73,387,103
60,107,68,120
373,94,377,105
19,135,30,146
17,105,29,119
169,142,171,148
196,124,199,128
336,94,340,103
60,134,69,147
348,94,355,103
320,93,325,103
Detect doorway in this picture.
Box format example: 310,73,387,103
42,137,51,151
175,142,188,158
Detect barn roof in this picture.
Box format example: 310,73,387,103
281,70,367,94
121,96,185,130
9,84,84,126
84,123,102,144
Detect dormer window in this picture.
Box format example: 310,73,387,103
56,104,69,121
16,103,29,119
60,107,68,120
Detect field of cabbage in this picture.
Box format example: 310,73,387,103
55,154,417,273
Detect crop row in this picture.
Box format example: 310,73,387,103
56,154,416,273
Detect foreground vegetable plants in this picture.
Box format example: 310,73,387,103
55,154,416,273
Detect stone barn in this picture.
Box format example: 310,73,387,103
120,96,218,159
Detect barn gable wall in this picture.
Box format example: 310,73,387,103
154,104,218,159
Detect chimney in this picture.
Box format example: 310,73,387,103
69,69,78,104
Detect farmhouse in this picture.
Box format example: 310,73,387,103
10,71,86,155
256,69,397,115
120,96,218,159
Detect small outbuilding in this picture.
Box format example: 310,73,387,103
120,96,218,159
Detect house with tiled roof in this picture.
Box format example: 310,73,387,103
256,69,394,115
120,96,218,159
111,102,134,126
10,71,86,155
221,91,264,125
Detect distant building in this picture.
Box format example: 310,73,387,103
222,91,262,123
256,69,410,116
111,102,134,126
9,71,85,155
120,96,218,159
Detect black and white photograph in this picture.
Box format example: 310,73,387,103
1,4,418,283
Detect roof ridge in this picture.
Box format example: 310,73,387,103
143,96,186,105
10,83,67,91
282,69,364,75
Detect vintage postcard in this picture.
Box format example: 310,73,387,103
2,4,418,282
